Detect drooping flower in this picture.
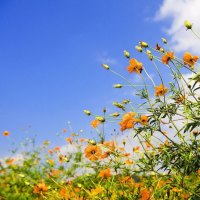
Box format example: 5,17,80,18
90,119,101,128
119,112,139,131
154,84,168,96
84,145,102,161
162,52,174,64
127,58,143,74
99,168,111,179
183,52,199,68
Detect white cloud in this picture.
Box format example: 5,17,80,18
155,0,200,54
97,51,117,65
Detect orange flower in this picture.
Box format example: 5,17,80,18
47,159,55,165
119,176,134,185
144,141,151,149
84,145,102,161
162,52,174,64
101,141,115,159
127,58,143,74
54,146,60,152
119,112,138,131
133,146,140,152
103,141,115,152
90,119,101,128
183,52,199,68
99,168,111,179
33,181,48,194
140,115,148,125
154,84,168,96
125,159,133,165
175,94,186,104
48,149,53,154
62,129,67,133
79,138,85,142
50,168,62,177
123,153,130,157
6,158,15,165
66,137,72,144
140,188,150,200
3,131,10,136
59,155,64,164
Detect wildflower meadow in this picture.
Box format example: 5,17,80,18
1,20,200,200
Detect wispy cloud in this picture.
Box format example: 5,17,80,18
97,52,117,65
155,0,200,53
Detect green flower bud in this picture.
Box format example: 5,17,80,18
113,102,125,110
184,20,192,29
146,50,152,54
110,112,120,117
161,38,167,44
139,41,148,48
113,84,123,88
95,116,105,122
148,54,153,61
160,48,165,53
135,46,143,52
123,50,130,58
88,139,96,145
102,64,110,70
122,99,130,104
83,110,91,116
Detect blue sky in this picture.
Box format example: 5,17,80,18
0,0,188,156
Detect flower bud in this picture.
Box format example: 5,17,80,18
110,112,120,117
122,139,126,145
95,116,105,122
160,48,165,53
146,50,152,54
77,183,82,188
139,41,148,48
88,139,96,145
162,38,167,44
83,110,91,116
122,99,130,104
63,156,70,162
135,46,142,52
123,50,130,58
148,54,153,61
184,20,192,30
102,64,110,70
113,84,123,88
113,102,125,110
